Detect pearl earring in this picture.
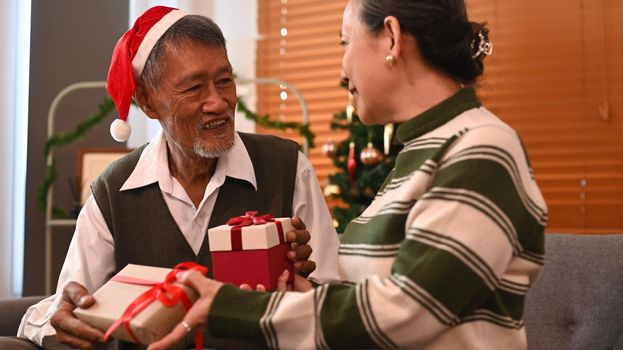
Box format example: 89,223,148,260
385,54,396,66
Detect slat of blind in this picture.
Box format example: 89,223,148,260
261,1,346,15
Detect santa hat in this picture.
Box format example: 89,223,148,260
107,6,187,142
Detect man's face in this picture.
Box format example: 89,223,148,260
146,40,237,159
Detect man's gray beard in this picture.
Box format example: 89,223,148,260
193,134,235,158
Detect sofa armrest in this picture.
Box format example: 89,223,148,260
0,296,46,337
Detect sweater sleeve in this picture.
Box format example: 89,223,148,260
208,125,546,349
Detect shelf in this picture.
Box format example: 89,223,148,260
46,219,77,227
45,81,107,294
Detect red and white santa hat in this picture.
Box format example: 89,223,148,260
107,6,187,142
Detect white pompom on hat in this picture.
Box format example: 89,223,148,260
106,6,186,142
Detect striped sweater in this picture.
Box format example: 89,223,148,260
208,88,547,349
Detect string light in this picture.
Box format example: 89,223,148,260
279,0,289,121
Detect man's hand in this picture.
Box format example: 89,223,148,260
50,282,105,350
285,216,316,277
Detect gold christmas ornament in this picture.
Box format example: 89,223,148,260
360,142,384,166
346,93,355,124
332,218,340,229
320,138,338,158
323,184,342,198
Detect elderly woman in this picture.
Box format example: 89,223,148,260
151,0,547,349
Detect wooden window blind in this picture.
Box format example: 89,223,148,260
256,0,349,184
256,0,623,233
467,0,623,233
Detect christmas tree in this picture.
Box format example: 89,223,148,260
322,84,403,232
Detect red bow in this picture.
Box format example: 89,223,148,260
227,211,274,227
226,211,285,251
103,262,208,349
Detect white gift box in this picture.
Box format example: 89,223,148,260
208,217,293,251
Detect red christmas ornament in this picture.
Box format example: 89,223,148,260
360,142,384,166
347,141,357,188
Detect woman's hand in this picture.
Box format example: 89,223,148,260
239,283,267,292
239,269,313,292
275,269,313,292
147,271,223,350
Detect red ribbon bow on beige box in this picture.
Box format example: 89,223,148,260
103,262,208,349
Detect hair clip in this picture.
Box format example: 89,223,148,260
471,30,493,60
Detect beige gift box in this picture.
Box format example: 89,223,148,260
74,264,199,345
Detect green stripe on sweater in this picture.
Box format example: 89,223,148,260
392,147,440,178
208,284,271,346
321,284,378,349
477,289,526,321
342,213,408,245
431,157,545,255
393,240,500,318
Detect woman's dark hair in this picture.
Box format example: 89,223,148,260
356,0,489,85
141,15,227,92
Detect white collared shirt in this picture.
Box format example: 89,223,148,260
18,130,340,344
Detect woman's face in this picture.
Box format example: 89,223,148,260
340,1,394,124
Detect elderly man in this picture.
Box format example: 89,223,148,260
10,6,339,350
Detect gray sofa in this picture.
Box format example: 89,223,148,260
0,296,45,337
2,234,623,349
524,233,623,349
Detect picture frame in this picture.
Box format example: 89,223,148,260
77,147,132,205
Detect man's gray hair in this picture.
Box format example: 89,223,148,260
141,15,227,92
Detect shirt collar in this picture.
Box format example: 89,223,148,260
120,129,257,192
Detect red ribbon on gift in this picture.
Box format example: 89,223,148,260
103,262,208,350
226,211,285,251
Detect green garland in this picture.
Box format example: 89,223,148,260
37,95,116,217
236,96,315,149
39,94,315,217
